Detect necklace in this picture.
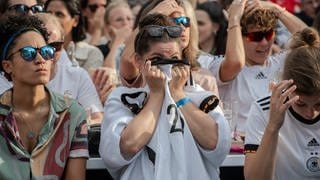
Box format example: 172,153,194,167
12,110,37,140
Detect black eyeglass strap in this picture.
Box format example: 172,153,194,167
151,58,190,66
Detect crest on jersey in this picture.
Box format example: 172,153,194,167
121,91,148,114
306,156,320,172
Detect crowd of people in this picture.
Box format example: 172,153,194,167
0,0,319,179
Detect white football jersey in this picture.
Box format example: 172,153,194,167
199,52,287,134
245,96,320,179
99,83,231,180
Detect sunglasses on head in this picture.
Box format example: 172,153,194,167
244,29,275,42
49,41,64,52
8,4,44,14
88,4,107,13
144,25,182,38
173,16,190,28
7,45,55,62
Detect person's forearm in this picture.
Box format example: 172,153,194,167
221,13,245,82
244,125,280,180
119,28,140,82
120,91,164,159
180,103,218,150
103,40,123,69
273,4,307,34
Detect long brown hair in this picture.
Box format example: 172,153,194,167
283,27,320,95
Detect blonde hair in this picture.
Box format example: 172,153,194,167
104,0,131,24
35,12,64,39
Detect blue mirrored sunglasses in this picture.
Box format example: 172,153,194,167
8,4,44,14
7,45,55,61
173,16,190,27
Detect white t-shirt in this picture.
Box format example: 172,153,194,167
245,96,320,179
0,73,11,95
199,52,287,133
47,63,103,113
99,83,231,180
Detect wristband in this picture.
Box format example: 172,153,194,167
176,97,191,108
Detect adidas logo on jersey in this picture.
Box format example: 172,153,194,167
308,138,320,147
255,72,267,79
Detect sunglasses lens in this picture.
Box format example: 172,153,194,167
146,26,163,37
49,41,64,51
166,26,182,37
20,47,37,61
246,30,274,42
9,4,28,13
265,30,275,41
40,46,55,60
247,32,263,42
174,17,190,27
31,5,43,13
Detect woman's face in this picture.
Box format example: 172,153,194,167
107,5,134,29
171,8,190,49
195,9,219,46
2,31,52,85
45,21,64,60
46,0,78,37
291,93,320,120
137,41,182,69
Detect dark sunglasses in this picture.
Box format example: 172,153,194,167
244,29,275,42
173,16,190,28
88,4,107,13
144,25,182,38
7,45,55,62
49,41,64,52
8,4,44,14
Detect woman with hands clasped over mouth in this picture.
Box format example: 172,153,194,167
244,28,320,180
120,0,220,96
99,13,230,180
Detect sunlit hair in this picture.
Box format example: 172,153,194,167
134,13,181,57
104,0,132,24
182,0,200,69
134,0,200,69
36,12,64,40
241,8,277,34
283,27,320,95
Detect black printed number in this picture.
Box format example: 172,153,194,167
167,104,184,133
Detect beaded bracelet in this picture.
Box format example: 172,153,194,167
176,97,191,108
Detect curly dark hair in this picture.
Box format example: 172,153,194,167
241,8,278,34
0,12,49,79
